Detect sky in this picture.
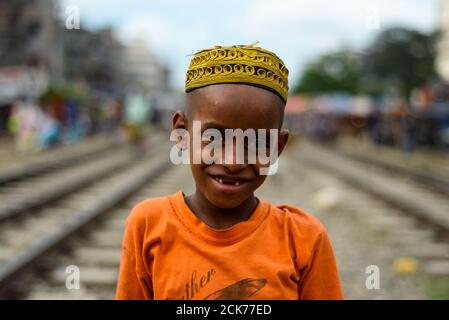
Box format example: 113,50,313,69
59,0,439,90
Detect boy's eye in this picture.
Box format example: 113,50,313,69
247,140,258,151
247,138,270,152
203,133,222,143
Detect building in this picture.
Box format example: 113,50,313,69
62,27,125,95
0,0,61,133
0,0,62,80
436,0,449,82
122,39,170,98
0,1,171,133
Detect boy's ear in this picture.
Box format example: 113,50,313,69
172,111,187,131
277,129,289,156
172,111,189,150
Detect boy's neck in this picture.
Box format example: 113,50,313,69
185,191,259,230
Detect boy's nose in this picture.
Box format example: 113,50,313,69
221,162,245,173
220,141,247,172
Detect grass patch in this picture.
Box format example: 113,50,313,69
417,273,449,300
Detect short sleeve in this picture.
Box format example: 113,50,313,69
115,205,153,300
298,229,344,300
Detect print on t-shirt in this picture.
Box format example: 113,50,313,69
173,268,266,300
204,278,267,300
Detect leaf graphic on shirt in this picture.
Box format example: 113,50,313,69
203,278,266,300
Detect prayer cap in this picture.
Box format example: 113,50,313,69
185,44,289,103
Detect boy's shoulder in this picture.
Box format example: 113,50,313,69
266,202,331,263
125,194,174,227
268,201,327,236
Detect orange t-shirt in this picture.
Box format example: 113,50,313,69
115,191,343,300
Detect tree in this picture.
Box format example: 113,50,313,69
361,26,436,98
293,49,361,95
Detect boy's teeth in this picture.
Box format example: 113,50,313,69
213,177,242,186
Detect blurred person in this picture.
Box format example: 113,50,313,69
63,98,83,144
37,109,61,149
123,88,151,147
79,109,93,137
48,92,65,127
116,45,343,300
8,97,41,152
7,104,20,138
367,109,383,144
85,97,103,134
402,106,417,152
103,98,123,137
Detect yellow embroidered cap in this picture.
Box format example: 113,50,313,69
185,45,289,103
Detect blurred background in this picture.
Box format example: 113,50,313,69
0,0,448,300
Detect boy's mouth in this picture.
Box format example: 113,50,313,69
208,174,251,192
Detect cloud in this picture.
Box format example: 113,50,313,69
59,0,438,89
232,0,437,84
117,11,209,89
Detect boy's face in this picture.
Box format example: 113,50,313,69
173,84,289,209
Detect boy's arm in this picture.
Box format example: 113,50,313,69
115,206,153,300
298,229,344,300
115,248,153,300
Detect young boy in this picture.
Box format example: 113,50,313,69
115,45,343,300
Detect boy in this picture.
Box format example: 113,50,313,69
115,45,343,300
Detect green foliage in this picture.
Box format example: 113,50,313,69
293,50,361,95
293,26,437,98
362,26,436,97
39,83,87,106
417,273,449,300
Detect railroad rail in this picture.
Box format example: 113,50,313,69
0,135,172,298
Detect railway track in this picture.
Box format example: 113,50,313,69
0,133,172,299
1,138,448,299
298,141,449,233
0,136,127,223
295,141,449,280
25,164,194,300
0,144,143,222
0,136,120,186
331,144,449,196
